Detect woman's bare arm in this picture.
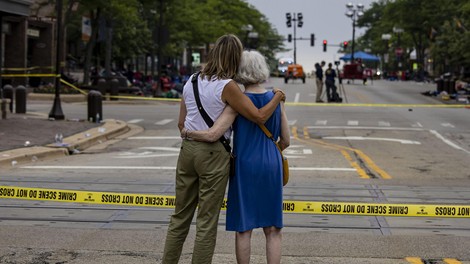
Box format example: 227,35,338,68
278,102,290,151
221,81,285,125
182,105,238,142
178,98,187,132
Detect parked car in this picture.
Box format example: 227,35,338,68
284,64,306,83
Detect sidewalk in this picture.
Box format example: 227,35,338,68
0,112,130,169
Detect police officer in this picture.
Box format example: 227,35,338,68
315,61,326,102
325,63,338,102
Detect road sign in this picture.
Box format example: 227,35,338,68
395,47,403,56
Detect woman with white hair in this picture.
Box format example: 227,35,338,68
184,50,290,263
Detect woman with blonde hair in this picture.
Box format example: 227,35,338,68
184,50,290,264
162,35,285,264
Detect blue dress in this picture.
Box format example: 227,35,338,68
226,91,283,232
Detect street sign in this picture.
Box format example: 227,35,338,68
395,48,403,56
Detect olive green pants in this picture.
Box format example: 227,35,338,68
315,77,323,101
162,140,230,264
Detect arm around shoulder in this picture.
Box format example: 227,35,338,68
222,81,285,125
185,105,237,142
278,102,290,151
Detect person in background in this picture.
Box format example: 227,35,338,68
162,35,285,264
315,60,326,102
183,50,290,264
325,62,338,102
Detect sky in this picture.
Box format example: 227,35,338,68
245,0,377,73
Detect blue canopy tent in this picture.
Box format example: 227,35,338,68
340,51,380,62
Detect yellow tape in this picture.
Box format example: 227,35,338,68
1,185,469,217
1,66,54,71
0,185,175,208
284,102,468,108
1,74,59,77
60,79,88,95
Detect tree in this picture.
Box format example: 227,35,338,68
62,0,284,84
358,0,469,77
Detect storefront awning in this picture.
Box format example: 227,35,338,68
0,0,32,17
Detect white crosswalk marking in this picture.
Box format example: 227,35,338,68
441,123,455,128
155,119,173,125
347,120,359,126
378,121,391,127
127,119,144,124
411,122,423,128
294,93,300,103
315,120,327,126
288,120,297,126
303,149,313,154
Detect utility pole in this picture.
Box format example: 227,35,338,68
49,0,65,120
286,13,314,64
286,12,303,64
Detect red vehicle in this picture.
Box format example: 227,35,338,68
341,63,363,80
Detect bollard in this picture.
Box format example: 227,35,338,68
443,79,450,93
435,78,444,93
87,90,103,123
97,78,107,100
109,78,119,101
1,98,6,119
3,85,13,112
15,85,27,114
449,80,456,94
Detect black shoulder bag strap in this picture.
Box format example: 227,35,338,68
191,72,232,153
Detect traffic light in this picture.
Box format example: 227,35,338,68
343,41,349,49
286,13,292,28
323,40,327,52
310,34,315,46
288,34,292,42
297,13,303,27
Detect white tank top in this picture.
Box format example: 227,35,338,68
183,74,232,140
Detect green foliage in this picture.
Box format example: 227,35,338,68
63,0,284,75
356,0,469,76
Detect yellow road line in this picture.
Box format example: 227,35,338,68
312,139,392,179
303,126,310,139
354,149,392,179
291,126,298,139
405,257,424,264
340,150,369,179
292,131,392,179
444,259,462,264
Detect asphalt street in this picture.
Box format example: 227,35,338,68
1,78,470,263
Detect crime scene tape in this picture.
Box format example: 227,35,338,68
1,66,54,71
1,74,60,77
284,102,469,108
1,185,469,218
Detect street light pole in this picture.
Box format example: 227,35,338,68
242,24,253,49
0,13,6,119
285,13,303,64
49,0,65,120
393,26,404,72
345,3,364,63
293,14,297,64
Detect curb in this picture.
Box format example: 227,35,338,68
27,93,87,103
0,119,129,169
